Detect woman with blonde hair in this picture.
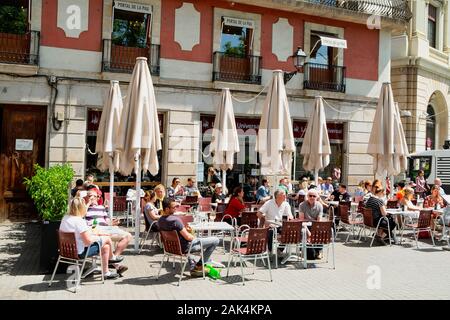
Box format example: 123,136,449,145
59,196,121,279
424,185,446,209
154,184,166,214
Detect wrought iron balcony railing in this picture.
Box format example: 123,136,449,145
102,39,160,75
0,31,39,65
213,52,262,85
303,62,346,93
301,0,412,22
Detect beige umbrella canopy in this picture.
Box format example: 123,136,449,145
367,82,409,178
96,80,123,219
210,88,240,191
96,80,123,172
116,57,162,251
256,70,295,176
300,96,331,185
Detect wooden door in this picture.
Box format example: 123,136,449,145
0,105,47,221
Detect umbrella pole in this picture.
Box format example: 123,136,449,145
134,155,141,252
109,155,114,222
222,170,227,194
314,169,319,188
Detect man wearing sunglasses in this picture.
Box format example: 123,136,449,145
299,189,324,260
299,190,323,222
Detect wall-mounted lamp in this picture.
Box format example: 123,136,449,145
283,46,307,84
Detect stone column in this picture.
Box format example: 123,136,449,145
411,0,429,58
443,0,450,53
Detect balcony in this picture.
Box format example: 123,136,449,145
0,31,39,65
303,62,346,93
213,52,262,85
102,39,160,76
302,0,412,22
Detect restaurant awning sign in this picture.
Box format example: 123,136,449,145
114,1,152,14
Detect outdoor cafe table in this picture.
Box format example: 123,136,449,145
189,221,235,238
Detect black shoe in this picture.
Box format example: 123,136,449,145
116,265,128,276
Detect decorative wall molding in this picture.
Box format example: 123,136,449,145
174,3,200,51
272,18,293,62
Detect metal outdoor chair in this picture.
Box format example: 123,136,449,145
178,215,194,227
226,227,272,285
302,221,335,269
198,197,212,212
400,209,435,248
49,231,104,293
112,196,127,220
387,200,399,209
272,220,303,268
139,218,160,253
156,230,205,286
240,211,259,228
336,203,363,242
182,195,198,206
362,207,392,247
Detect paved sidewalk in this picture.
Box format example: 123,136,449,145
0,221,449,300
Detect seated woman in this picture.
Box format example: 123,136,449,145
154,184,167,215
366,187,399,245
143,190,161,231
59,196,122,279
224,186,246,224
424,185,447,230
400,187,421,220
167,177,184,200
424,185,446,209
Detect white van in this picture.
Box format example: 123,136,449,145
407,150,450,194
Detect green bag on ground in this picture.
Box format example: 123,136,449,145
205,263,221,280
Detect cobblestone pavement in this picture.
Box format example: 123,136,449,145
0,221,449,300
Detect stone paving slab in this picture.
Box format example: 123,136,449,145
0,222,449,300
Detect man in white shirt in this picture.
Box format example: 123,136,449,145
257,188,293,253
434,178,447,197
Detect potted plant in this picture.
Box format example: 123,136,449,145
23,164,74,273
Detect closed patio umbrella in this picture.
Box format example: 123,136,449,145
256,70,295,180
300,96,331,186
96,80,123,220
210,88,240,193
116,57,162,251
367,82,409,179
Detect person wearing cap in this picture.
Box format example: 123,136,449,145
211,183,226,204
256,179,271,204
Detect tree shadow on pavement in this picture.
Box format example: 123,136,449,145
0,222,41,276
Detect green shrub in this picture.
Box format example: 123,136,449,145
23,164,74,222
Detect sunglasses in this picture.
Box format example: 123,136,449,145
308,195,317,198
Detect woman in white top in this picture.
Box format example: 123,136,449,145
143,190,160,231
399,187,421,220
59,196,119,279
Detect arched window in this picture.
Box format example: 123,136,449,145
425,105,436,150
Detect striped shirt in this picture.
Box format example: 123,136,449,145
365,196,384,220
